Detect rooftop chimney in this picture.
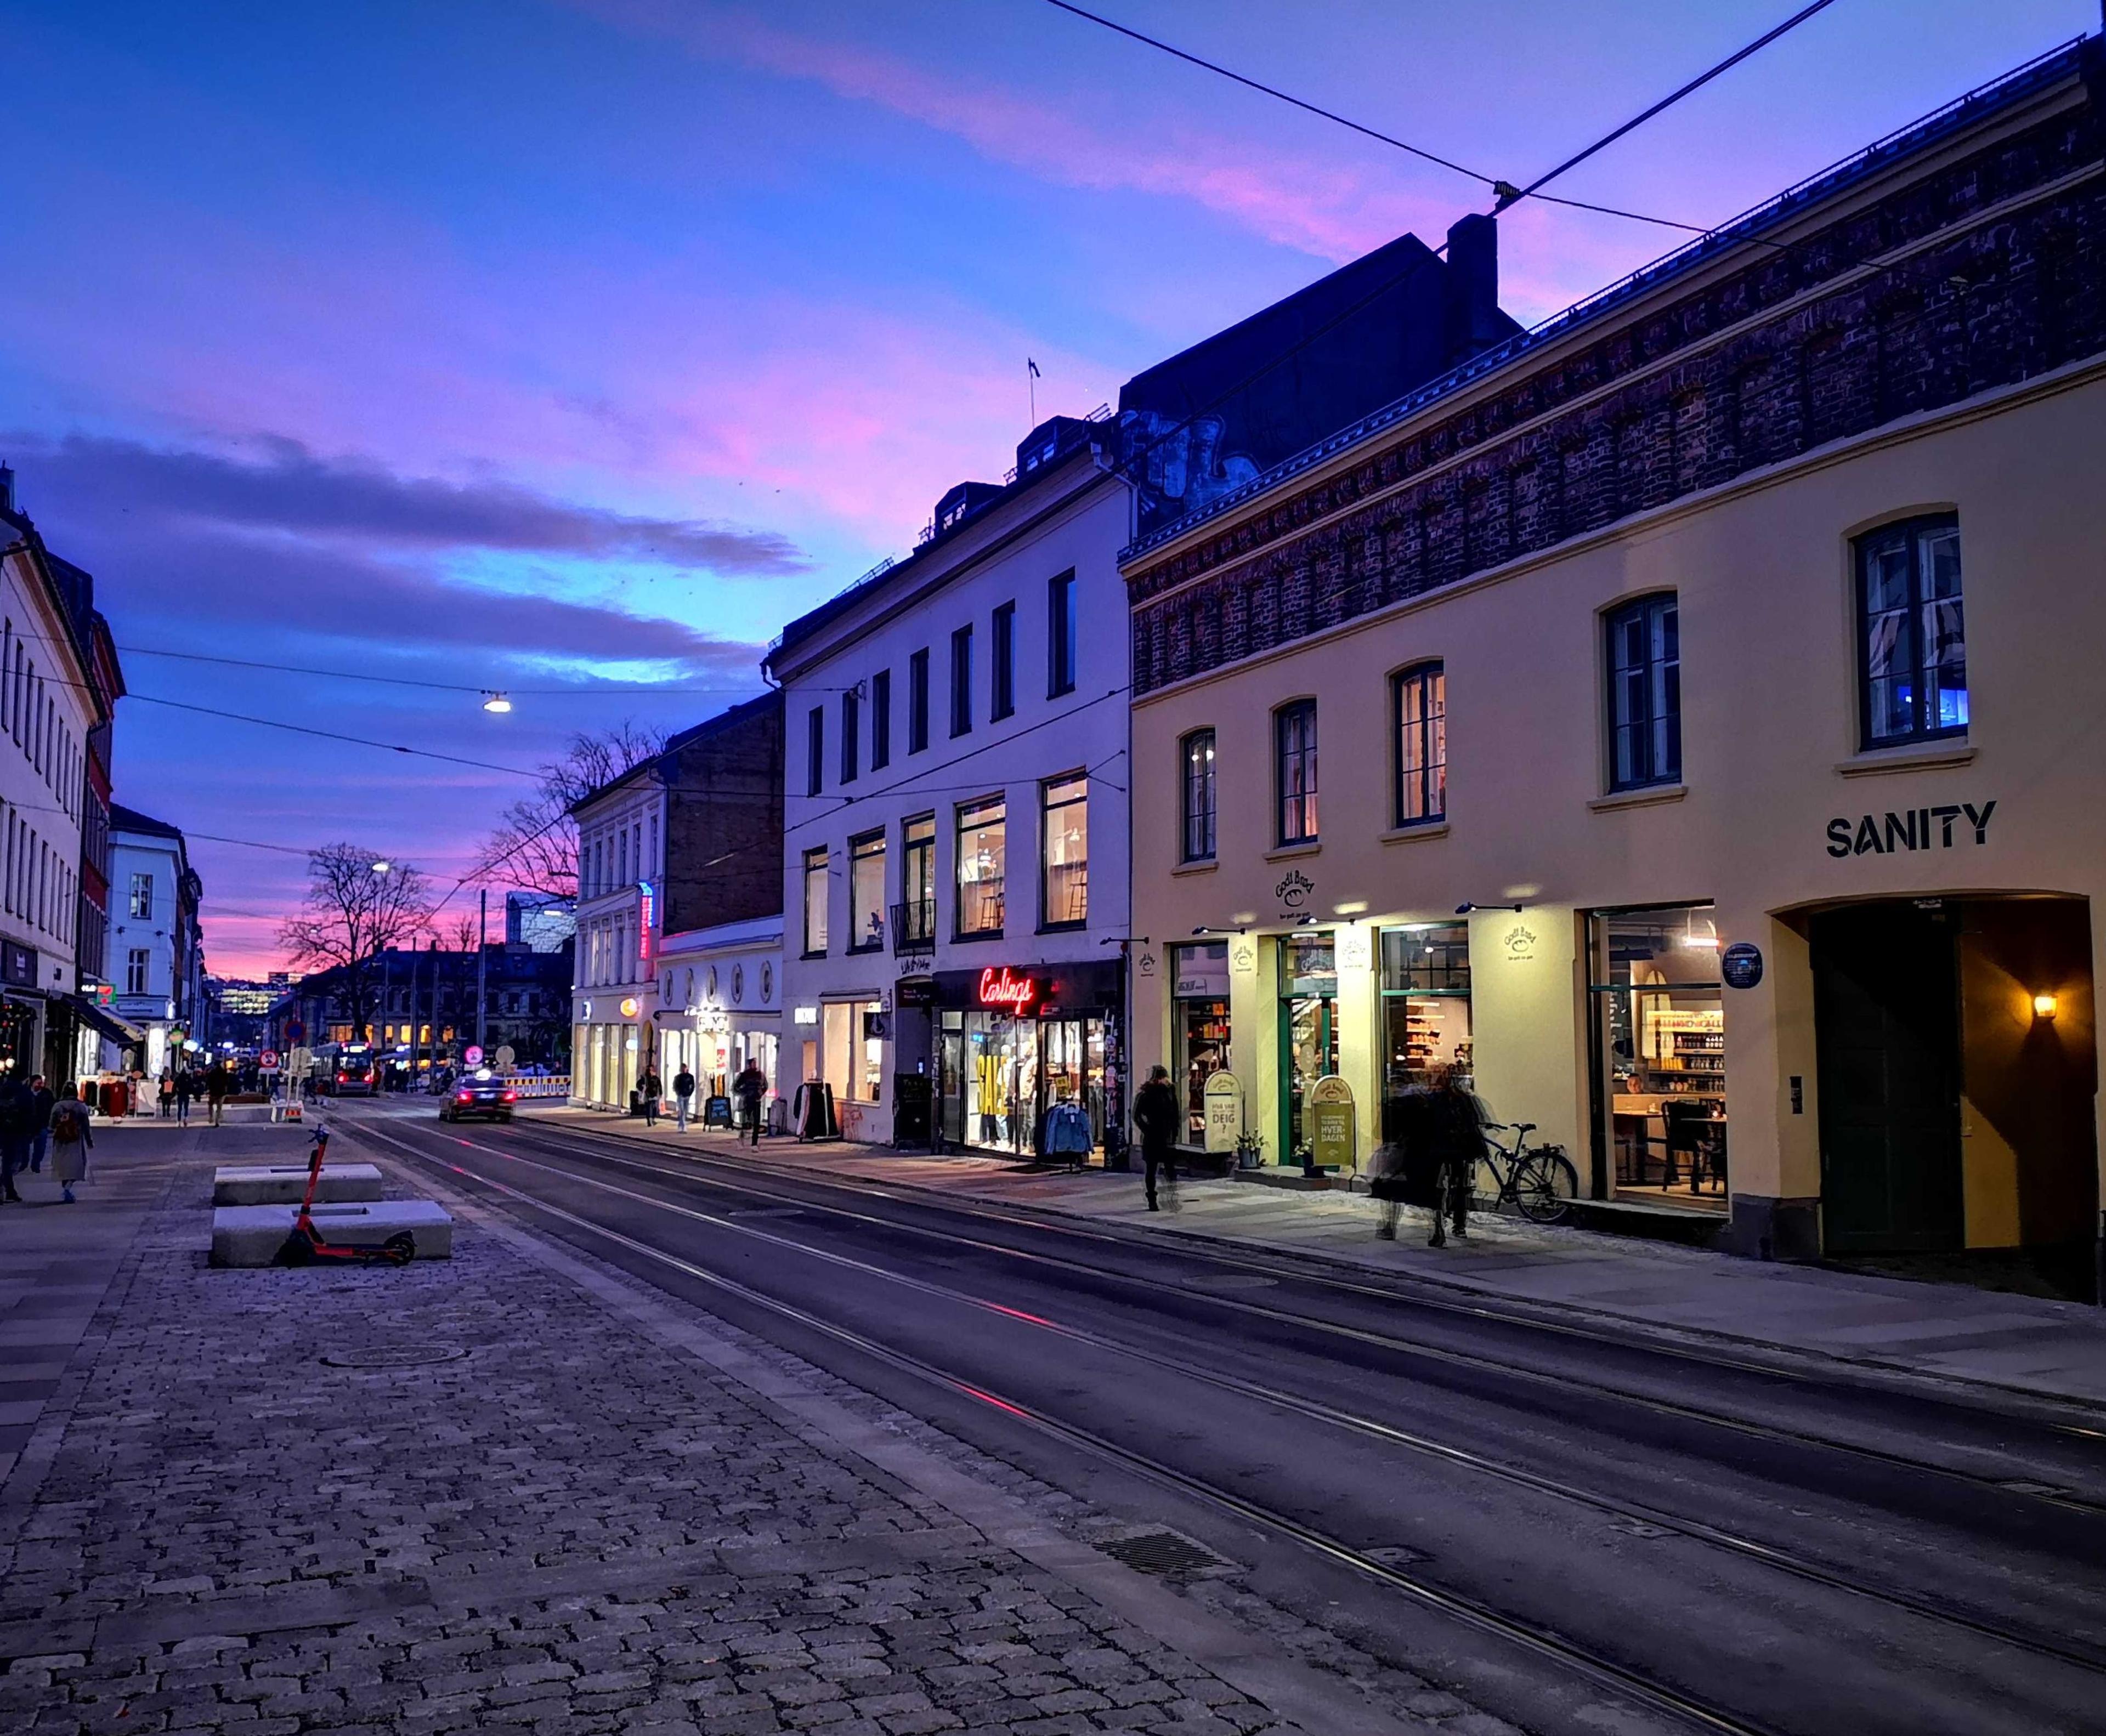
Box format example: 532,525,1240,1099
1442,214,1504,366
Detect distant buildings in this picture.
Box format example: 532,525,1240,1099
505,890,575,954
270,942,573,1072
109,804,206,1078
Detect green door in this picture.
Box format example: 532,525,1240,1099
1279,996,1337,1165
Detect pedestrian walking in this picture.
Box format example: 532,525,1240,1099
639,1066,662,1127
48,1085,93,1204
672,1065,696,1132
1132,1064,1180,1212
1426,1065,1485,1248
157,1072,174,1119
734,1060,768,1147
25,1074,54,1173
174,1068,194,1124
205,1062,230,1128
0,1068,29,1202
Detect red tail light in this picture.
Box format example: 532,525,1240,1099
501,1091,517,1103
336,1073,347,1083
456,1090,473,1103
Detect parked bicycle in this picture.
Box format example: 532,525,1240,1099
1469,1120,1580,1224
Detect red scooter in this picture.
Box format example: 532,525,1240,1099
274,1126,415,1267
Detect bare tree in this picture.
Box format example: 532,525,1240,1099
474,722,666,900
449,912,480,955
278,846,437,1039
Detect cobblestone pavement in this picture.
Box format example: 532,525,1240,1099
0,1127,1486,1736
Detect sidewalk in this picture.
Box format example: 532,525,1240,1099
545,1108,2106,1415
0,1114,1502,1736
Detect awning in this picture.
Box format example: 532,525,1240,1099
64,994,143,1045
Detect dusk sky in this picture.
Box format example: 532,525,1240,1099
0,0,2088,975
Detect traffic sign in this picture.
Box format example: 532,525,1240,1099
287,1020,306,1045
465,1044,484,1066
259,1049,281,1071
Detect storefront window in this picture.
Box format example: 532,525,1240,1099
1379,923,1472,1109
937,996,1106,1159
956,798,1005,935
802,848,828,955
822,1000,883,1103
1041,775,1088,928
1589,903,1727,1212
849,832,886,952
1172,941,1231,1146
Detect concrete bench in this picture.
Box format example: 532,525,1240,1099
213,1164,384,1206
210,1201,455,1267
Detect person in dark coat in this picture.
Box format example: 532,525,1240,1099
25,1074,54,1173
0,1068,29,1201
734,1061,768,1145
173,1068,194,1124
639,1066,662,1127
1426,1065,1485,1247
672,1065,697,1131
1132,1065,1181,1212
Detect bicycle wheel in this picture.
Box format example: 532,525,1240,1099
1514,1149,1578,1223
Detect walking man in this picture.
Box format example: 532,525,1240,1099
734,1058,768,1147
1132,1064,1180,1212
1426,1064,1484,1247
0,1068,29,1201
174,1068,193,1124
639,1065,662,1127
205,1062,230,1128
672,1064,696,1132
26,1074,53,1173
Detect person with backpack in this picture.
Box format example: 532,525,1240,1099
48,1083,93,1204
1131,1065,1181,1212
157,1072,174,1118
672,1064,696,1132
25,1074,54,1173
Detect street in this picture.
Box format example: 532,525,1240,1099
321,1100,2106,1735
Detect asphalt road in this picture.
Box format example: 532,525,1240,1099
336,1100,2106,1736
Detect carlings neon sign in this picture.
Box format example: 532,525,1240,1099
977,966,1040,1013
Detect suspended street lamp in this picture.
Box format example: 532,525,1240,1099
482,691,513,713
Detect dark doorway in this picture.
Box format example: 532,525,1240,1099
1812,903,1963,1253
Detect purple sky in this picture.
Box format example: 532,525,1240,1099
0,0,2088,973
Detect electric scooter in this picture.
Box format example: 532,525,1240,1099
274,1125,416,1267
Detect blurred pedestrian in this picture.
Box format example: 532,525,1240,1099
1132,1065,1180,1212
25,1074,53,1173
639,1066,662,1127
672,1064,695,1132
734,1059,768,1147
174,1068,194,1124
157,1072,174,1119
48,1085,93,1204
1426,1065,1485,1248
0,1068,29,1202
205,1062,230,1128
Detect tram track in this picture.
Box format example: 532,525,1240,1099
392,1106,2106,1516
346,1109,2106,1711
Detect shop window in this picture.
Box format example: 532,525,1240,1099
840,688,859,784
1857,515,1965,748
822,1000,884,1103
992,600,1016,721
805,705,824,797
1181,730,1216,863
897,814,936,948
1588,903,1727,1213
908,648,930,754
870,668,892,769
955,798,1005,935
1605,594,1680,791
1379,924,1472,1117
848,831,886,952
1392,662,1447,826
801,848,829,956
1172,941,1232,1146
950,624,973,737
1048,570,1077,697
1275,701,1318,846
1040,775,1088,929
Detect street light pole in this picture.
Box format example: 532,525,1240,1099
476,888,488,1054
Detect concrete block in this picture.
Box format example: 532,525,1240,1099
213,1165,384,1206
210,1201,455,1267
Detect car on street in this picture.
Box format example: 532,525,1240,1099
440,1069,517,1124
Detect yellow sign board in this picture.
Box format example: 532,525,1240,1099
1202,1071,1243,1154
1308,1073,1357,1172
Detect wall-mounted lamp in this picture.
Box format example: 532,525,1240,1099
1294,913,1320,927
2033,992,2059,1021
1456,901,1524,915
1192,924,1247,937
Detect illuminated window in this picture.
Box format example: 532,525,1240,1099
955,798,1005,935
1858,516,1965,748
848,831,885,952
1275,701,1318,846
1180,730,1215,863
1040,775,1088,928
1393,663,1446,826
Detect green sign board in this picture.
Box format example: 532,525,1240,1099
1308,1073,1356,1173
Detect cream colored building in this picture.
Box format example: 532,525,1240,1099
1122,42,2106,1291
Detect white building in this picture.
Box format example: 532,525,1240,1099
655,915,782,1125
108,805,205,1080
0,473,117,1083
768,413,1135,1154
570,762,664,1111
